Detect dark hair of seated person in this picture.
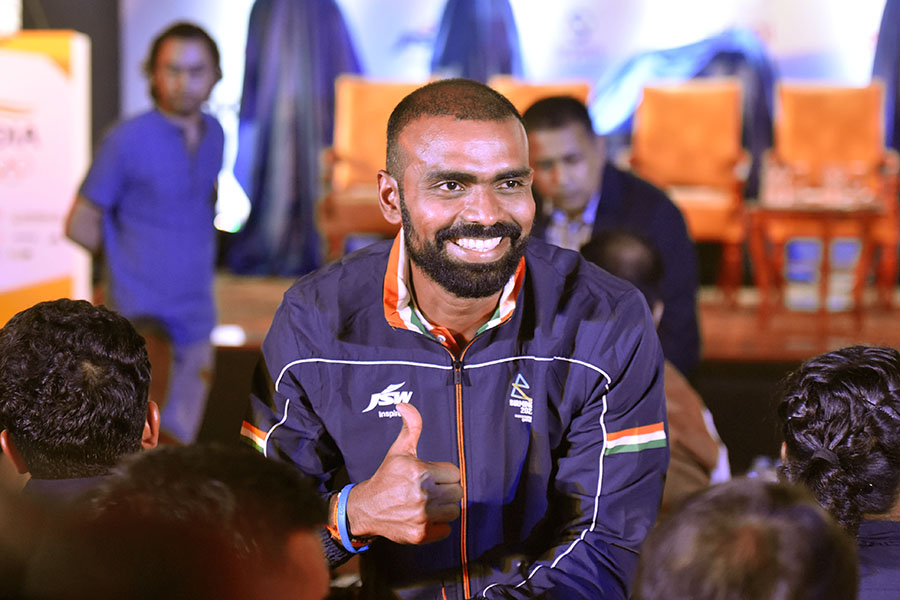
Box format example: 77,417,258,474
778,345,900,534
0,298,151,478
580,229,664,309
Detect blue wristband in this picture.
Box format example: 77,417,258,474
336,483,369,553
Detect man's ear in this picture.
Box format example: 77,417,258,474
377,170,403,225
780,441,788,463
142,401,161,450
0,430,29,475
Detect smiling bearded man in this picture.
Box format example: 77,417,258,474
399,201,528,299
244,78,668,600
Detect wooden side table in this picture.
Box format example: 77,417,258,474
748,205,881,324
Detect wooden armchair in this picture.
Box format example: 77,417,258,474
759,82,899,308
318,75,422,260
629,78,748,304
487,75,591,114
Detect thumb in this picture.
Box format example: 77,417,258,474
387,402,422,458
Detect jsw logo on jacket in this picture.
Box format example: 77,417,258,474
363,381,413,414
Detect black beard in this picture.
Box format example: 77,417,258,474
400,200,529,299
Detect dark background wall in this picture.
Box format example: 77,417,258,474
23,0,121,151
695,360,795,474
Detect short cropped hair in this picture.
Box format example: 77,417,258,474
522,95,595,136
779,345,900,534
386,78,522,178
92,444,326,564
581,229,664,309
0,299,151,478
633,477,858,600
143,21,222,101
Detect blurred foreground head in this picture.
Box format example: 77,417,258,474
25,444,329,600
633,477,857,600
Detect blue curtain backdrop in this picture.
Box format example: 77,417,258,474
229,0,361,276
590,29,777,198
430,0,522,82
873,0,900,151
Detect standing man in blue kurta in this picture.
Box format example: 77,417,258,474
66,22,224,443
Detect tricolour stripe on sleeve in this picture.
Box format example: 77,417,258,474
240,420,267,453
604,422,666,455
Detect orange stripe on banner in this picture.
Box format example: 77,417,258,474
606,422,665,441
0,102,31,116
0,31,76,76
0,277,74,328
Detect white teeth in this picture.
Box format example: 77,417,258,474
454,237,502,251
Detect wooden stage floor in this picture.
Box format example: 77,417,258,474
215,273,900,363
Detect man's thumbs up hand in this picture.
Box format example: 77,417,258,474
386,401,423,457
346,403,463,545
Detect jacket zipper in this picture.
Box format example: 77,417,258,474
452,357,470,599
441,331,492,598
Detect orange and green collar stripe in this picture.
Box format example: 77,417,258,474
605,422,667,455
382,230,525,349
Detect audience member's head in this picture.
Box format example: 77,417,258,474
779,345,900,534
86,444,330,599
633,477,858,600
522,95,594,138
143,21,221,112
0,299,158,480
25,506,251,600
581,229,665,326
522,96,605,217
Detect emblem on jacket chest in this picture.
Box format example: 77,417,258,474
509,373,533,423
363,381,413,418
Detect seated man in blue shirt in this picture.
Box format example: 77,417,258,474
523,96,701,376
65,22,225,442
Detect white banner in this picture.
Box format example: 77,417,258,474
0,30,91,326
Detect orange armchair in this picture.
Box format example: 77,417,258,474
487,75,591,115
629,78,748,304
318,75,422,261
760,82,899,308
